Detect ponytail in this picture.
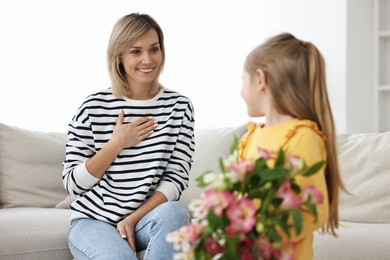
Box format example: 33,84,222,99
306,42,348,236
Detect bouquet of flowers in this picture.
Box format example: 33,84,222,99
167,137,326,260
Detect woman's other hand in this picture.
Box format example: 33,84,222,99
117,216,137,253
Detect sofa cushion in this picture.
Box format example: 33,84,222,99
55,195,78,209
0,207,72,260
313,221,390,260
0,123,69,208
337,132,390,223
179,124,247,207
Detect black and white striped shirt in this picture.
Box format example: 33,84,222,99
62,87,195,225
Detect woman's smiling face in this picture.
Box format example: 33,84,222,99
120,28,162,88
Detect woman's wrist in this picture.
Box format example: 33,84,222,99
105,138,124,156
124,213,139,227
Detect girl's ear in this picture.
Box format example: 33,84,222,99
255,68,267,91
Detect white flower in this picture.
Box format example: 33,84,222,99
166,225,191,251
188,198,207,218
223,150,239,166
203,172,218,184
224,170,238,184
203,171,226,190
210,174,226,189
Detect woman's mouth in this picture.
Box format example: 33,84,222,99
137,68,153,73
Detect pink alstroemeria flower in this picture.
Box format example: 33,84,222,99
256,237,273,260
204,189,233,216
286,154,304,174
257,147,274,160
302,185,324,205
226,197,256,236
274,241,296,260
275,179,301,209
186,222,205,245
228,159,255,181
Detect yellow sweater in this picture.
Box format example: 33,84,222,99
239,119,329,260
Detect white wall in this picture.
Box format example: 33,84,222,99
347,0,374,133
0,0,348,133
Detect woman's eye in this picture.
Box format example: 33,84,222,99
130,49,141,55
150,47,160,53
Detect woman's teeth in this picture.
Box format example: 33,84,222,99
138,68,153,72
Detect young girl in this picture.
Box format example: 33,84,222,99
239,33,346,259
62,13,195,259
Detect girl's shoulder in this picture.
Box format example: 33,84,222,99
282,119,325,150
285,119,325,141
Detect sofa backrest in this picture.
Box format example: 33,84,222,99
0,123,69,208
337,132,390,224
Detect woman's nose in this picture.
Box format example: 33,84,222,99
141,53,151,64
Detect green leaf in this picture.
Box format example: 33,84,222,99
230,135,239,155
219,158,226,173
290,182,301,193
194,249,212,260
253,158,266,174
266,226,281,243
231,182,242,192
281,213,291,229
274,148,285,167
260,167,289,181
271,197,283,208
260,187,275,214
206,208,225,227
274,217,290,238
306,203,318,221
302,161,326,177
226,236,241,258
291,208,303,235
247,188,264,199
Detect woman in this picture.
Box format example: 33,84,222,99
62,13,195,259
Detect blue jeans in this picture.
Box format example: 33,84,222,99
68,201,191,260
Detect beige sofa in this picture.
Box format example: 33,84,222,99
0,122,389,260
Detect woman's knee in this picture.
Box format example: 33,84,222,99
161,201,190,217
155,201,191,227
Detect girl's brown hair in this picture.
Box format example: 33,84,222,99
245,33,347,236
107,13,165,98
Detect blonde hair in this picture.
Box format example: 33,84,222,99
107,13,165,98
245,33,347,236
